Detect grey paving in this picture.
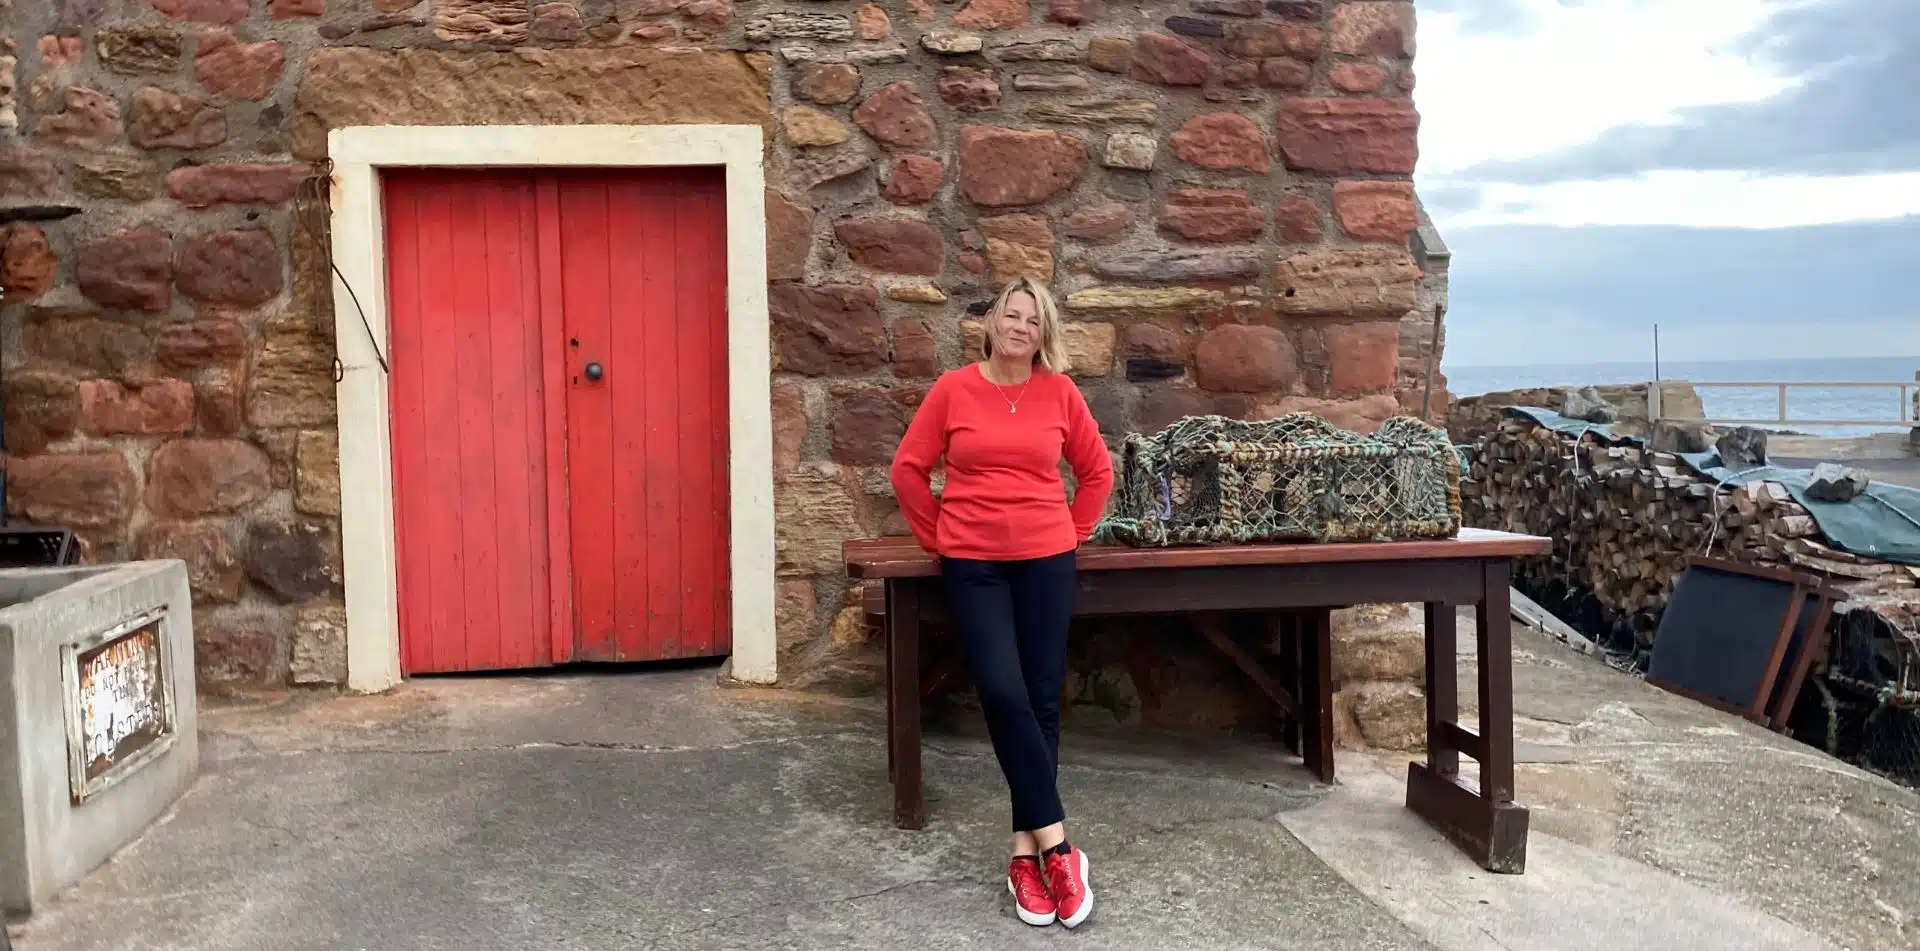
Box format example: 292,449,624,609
1283,760,1848,951
10,673,1431,951
10,625,1920,951
1448,623,1920,951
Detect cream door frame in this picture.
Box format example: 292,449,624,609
327,124,776,692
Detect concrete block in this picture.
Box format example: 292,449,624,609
1,561,198,915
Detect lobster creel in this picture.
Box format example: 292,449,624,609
1092,413,1464,547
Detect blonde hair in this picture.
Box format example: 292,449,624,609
980,277,1071,374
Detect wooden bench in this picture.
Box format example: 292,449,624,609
861,585,1343,780
843,527,1554,874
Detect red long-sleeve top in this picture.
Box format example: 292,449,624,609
889,364,1115,561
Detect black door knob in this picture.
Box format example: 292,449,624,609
584,362,604,381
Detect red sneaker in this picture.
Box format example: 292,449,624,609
1044,844,1093,929
1007,856,1057,926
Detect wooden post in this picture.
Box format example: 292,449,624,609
888,580,925,830
1476,561,1516,803
1423,601,1459,778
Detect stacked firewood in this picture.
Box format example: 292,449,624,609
1462,417,1920,638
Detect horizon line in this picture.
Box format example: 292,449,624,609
1449,355,1920,372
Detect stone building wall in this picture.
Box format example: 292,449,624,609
0,0,1441,707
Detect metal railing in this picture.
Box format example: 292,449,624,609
1648,377,1920,428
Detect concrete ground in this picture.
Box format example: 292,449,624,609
1300,620,1920,951
1767,432,1915,464
8,624,1920,951
1769,429,1920,490
1774,456,1920,491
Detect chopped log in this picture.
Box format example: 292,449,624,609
1460,416,1916,640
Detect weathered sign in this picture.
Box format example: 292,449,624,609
62,608,176,803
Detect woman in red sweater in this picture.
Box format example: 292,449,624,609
889,277,1115,929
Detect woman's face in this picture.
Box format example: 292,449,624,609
993,291,1042,362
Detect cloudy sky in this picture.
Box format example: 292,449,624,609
1413,0,1920,369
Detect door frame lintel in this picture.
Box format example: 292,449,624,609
328,124,777,692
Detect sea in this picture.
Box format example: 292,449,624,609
1444,356,1920,438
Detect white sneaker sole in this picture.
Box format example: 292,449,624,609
1059,850,1093,929
1008,877,1057,927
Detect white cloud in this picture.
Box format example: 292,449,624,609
1446,169,1920,228
1411,0,1901,230
1413,0,1804,176
1415,0,1920,370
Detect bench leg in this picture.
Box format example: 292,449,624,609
1122,626,1162,715
1200,612,1330,783
1276,613,1302,756
1406,562,1530,873
1301,608,1335,784
888,579,926,830
885,595,895,783
1421,601,1459,779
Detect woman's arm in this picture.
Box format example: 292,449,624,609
889,377,952,554
1061,383,1114,541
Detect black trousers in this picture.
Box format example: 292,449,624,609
939,551,1078,833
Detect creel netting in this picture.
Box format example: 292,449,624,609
1785,601,1920,789
1092,413,1464,547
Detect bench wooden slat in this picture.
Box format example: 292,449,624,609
844,528,1552,579
1438,720,1487,765
1194,615,1300,720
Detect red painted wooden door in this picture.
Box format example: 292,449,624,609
384,167,730,674
386,169,558,675
553,169,731,663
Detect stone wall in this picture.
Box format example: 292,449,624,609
0,0,1442,705
1910,370,1919,452
1447,380,1705,447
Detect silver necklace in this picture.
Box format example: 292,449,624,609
984,367,1030,414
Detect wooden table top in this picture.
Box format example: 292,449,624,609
843,528,1553,579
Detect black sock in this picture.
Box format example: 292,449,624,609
1012,853,1040,861
1045,841,1072,857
